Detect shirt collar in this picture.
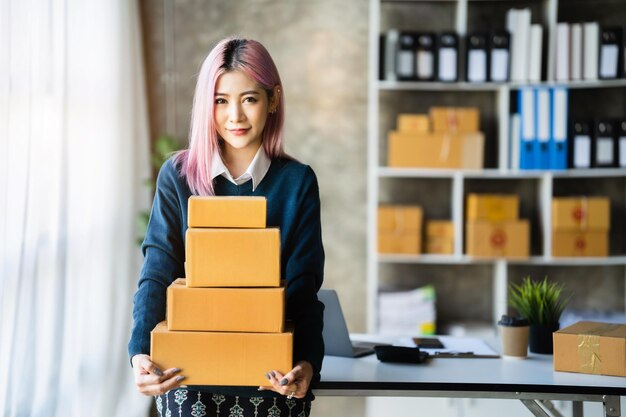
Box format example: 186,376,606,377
210,146,271,191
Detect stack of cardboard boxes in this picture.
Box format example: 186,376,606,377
387,107,484,170
151,196,292,386
378,205,423,254
465,194,530,258
552,197,610,257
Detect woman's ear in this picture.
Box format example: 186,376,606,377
269,85,281,114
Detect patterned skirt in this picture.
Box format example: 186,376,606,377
155,389,312,417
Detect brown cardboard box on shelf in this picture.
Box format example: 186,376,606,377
166,279,285,332
188,196,266,228
378,206,423,254
465,220,530,258
554,321,626,377
186,228,280,287
151,321,293,386
430,107,480,133
552,197,610,231
425,220,454,254
466,194,520,223
552,230,609,257
397,114,430,133
387,131,484,169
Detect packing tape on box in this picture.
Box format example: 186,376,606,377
577,323,623,374
571,197,589,230
440,134,452,162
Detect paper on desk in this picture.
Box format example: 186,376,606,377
396,336,499,356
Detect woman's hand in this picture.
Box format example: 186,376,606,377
259,360,313,399
132,354,185,396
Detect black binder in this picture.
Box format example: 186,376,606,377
415,33,436,81
466,32,488,82
397,32,417,80
619,120,626,168
437,32,458,82
599,27,623,79
488,31,510,82
569,121,592,169
593,120,617,168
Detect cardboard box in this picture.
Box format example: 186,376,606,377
186,228,280,287
397,114,430,133
151,321,293,386
425,221,454,255
552,197,610,231
554,321,626,377
188,196,266,228
465,220,530,258
387,131,484,169
378,206,423,233
378,232,421,254
430,107,480,133
167,278,285,332
552,230,609,257
466,194,519,223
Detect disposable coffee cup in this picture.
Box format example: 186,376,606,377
498,315,529,359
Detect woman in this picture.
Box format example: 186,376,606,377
128,37,325,417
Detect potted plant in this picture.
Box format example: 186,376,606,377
508,276,570,354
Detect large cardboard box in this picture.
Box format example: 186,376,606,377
425,220,454,255
378,206,423,254
188,196,266,228
387,131,484,169
552,230,609,257
554,321,626,377
466,194,520,223
465,220,530,258
186,228,280,287
552,197,610,231
397,114,429,133
167,278,285,332
151,321,293,386
430,107,480,133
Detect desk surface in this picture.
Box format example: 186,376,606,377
316,337,626,398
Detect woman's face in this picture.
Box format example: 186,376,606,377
214,70,273,155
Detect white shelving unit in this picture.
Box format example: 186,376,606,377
367,0,626,334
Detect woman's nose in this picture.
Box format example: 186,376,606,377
228,103,244,122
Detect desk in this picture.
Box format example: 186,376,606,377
314,338,626,417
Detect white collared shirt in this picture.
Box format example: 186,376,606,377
210,146,271,191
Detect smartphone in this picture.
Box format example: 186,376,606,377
412,337,444,349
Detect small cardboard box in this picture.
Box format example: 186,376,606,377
425,221,454,255
466,194,520,223
397,114,430,133
378,233,421,254
186,228,280,287
465,220,530,258
167,279,285,332
430,107,480,133
151,321,293,386
387,131,484,169
552,197,610,231
554,321,626,377
552,230,609,257
188,196,266,228
378,206,423,233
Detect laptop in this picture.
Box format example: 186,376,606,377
318,289,380,357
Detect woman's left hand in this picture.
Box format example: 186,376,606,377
260,360,313,399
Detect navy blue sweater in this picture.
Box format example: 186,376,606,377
128,156,325,399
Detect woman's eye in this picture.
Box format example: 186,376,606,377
243,96,257,103
215,98,226,104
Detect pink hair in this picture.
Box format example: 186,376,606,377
173,38,287,195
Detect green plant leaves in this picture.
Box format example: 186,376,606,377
508,276,570,325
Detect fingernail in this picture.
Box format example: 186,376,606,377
270,371,276,378
176,375,185,382
173,368,181,373
154,369,164,377
265,373,271,380
257,387,265,391
280,378,288,386
180,385,188,388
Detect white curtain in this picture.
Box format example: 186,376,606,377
0,1,152,416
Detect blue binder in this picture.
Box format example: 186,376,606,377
535,87,551,169
519,87,537,170
549,87,569,170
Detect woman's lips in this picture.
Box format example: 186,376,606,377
228,128,249,136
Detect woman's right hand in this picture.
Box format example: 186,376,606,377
132,354,185,396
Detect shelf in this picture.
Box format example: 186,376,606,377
377,167,626,179
378,254,626,266
378,79,626,92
